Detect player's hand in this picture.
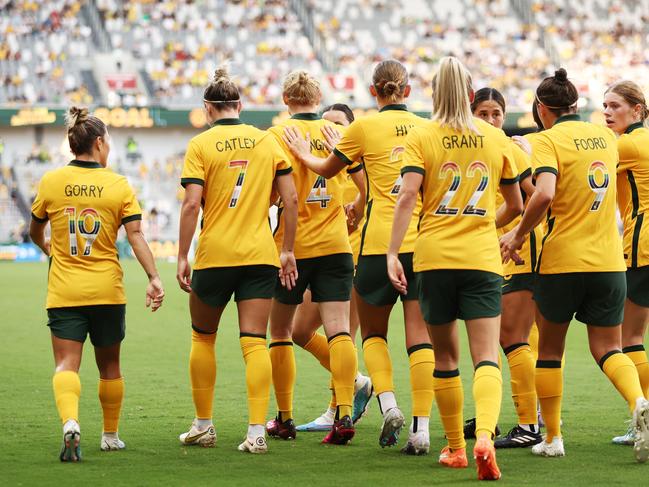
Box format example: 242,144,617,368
387,253,408,295
512,135,532,155
321,125,341,152
283,127,311,161
344,203,359,234
176,256,192,293
499,227,525,265
279,250,298,291
43,239,51,256
146,275,165,312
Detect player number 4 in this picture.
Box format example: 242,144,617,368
306,176,332,208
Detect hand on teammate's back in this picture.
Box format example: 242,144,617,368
320,125,341,152
511,135,532,155
282,127,310,161
279,250,298,291
146,276,165,312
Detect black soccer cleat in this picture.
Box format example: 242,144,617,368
463,417,500,440
494,425,542,449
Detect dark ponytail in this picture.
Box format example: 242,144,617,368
535,68,579,117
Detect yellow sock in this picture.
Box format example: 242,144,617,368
600,351,644,412
504,343,537,425
52,370,81,424
303,333,331,371
473,362,502,439
408,345,435,417
536,361,562,442
98,377,124,433
529,323,539,363
362,336,394,395
190,328,216,419
269,339,295,421
433,370,465,450
624,345,649,398
329,333,357,418
240,335,271,425
328,377,337,409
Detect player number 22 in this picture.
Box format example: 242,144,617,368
435,161,489,217
64,207,101,256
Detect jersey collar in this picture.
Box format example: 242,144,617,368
379,104,408,112
290,113,320,120
625,121,644,134
69,160,102,169
554,113,581,125
213,118,243,125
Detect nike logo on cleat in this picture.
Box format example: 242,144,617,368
184,428,212,443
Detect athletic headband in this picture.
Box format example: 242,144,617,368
203,98,240,104
534,93,577,110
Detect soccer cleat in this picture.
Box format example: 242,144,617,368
473,437,501,480
100,433,126,451
439,446,469,468
494,425,542,449
531,436,565,457
322,415,355,445
266,417,297,440
352,375,373,425
238,435,268,454
611,420,635,445
463,417,500,440
179,421,216,447
296,409,334,432
60,421,81,462
379,407,404,448
401,430,430,455
633,397,649,463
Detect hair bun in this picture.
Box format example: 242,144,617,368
297,71,310,85
65,106,88,129
383,80,400,96
213,66,230,83
554,68,568,84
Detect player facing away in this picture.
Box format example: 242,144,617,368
266,71,362,445
500,69,649,463
176,67,298,453
388,57,523,480
282,60,436,454
603,80,649,446
467,88,543,448
30,107,165,462
291,103,373,433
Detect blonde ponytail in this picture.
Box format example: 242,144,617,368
431,57,478,134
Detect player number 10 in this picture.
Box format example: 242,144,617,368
64,207,101,256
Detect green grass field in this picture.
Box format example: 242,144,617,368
1,260,647,486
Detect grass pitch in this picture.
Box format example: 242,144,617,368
1,261,647,486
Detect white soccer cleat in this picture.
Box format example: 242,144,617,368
296,408,335,432
352,374,373,425
100,433,126,451
611,420,635,445
531,436,565,457
179,421,216,447
633,397,649,463
238,435,268,454
400,429,430,455
379,406,405,448
60,420,81,462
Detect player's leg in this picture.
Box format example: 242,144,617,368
495,283,541,449
48,307,86,462
350,288,373,424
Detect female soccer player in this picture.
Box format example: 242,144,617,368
603,80,649,445
30,107,165,462
500,69,649,462
292,103,373,433
467,88,542,448
177,67,298,454
283,60,436,455
387,57,523,480
263,71,362,445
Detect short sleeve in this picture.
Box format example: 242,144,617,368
31,174,49,222
400,128,426,176
181,139,205,187
531,133,558,176
617,135,639,173
272,139,293,176
333,119,365,165
500,142,519,184
121,180,142,225
346,160,363,174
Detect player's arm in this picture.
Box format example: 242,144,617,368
29,218,50,256
177,183,202,293
125,218,164,312
275,172,298,290
282,126,347,179
346,167,366,232
495,180,524,228
387,171,422,295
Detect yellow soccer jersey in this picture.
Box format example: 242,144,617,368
269,113,360,259
616,122,649,268
181,118,292,269
31,160,142,309
532,114,625,274
342,172,364,263
496,140,542,275
401,118,519,275
333,105,427,256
